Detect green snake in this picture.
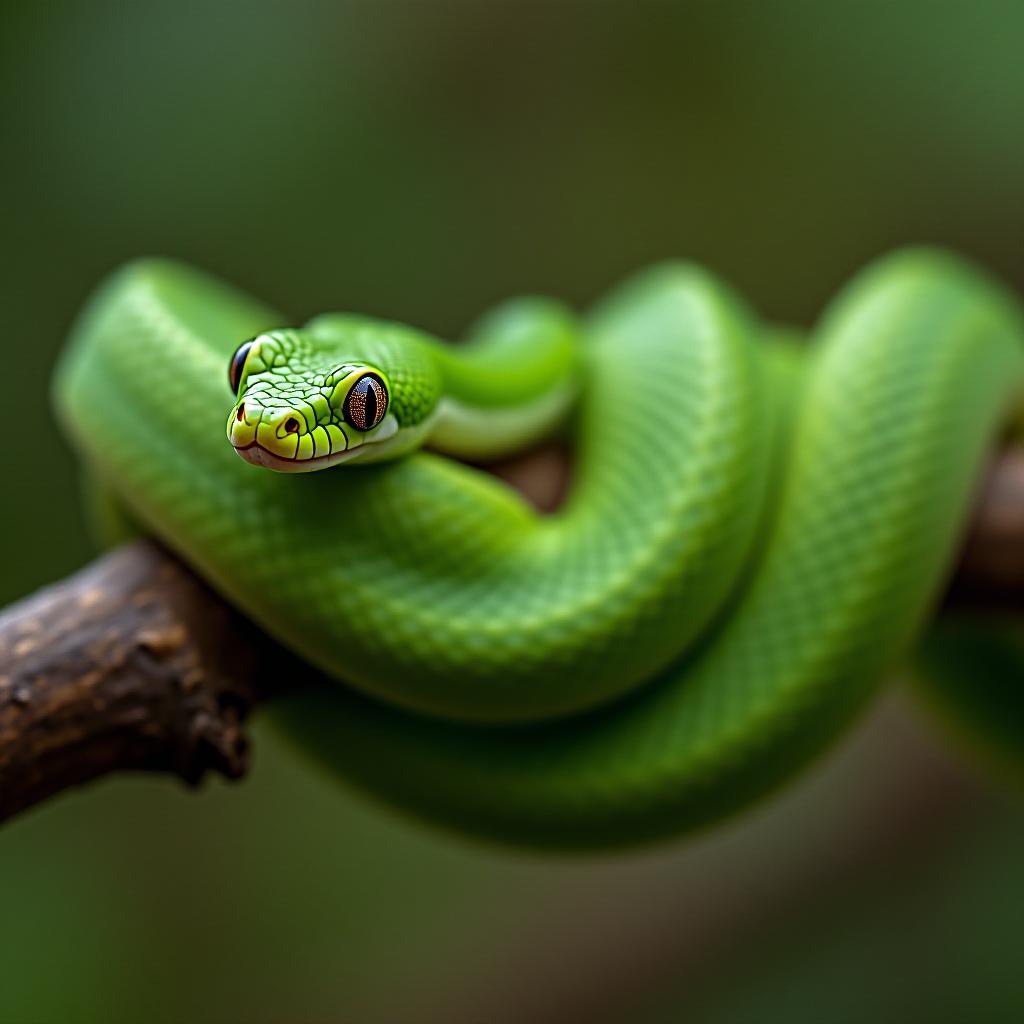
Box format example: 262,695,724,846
53,249,1024,848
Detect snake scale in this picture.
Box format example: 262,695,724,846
54,248,1024,848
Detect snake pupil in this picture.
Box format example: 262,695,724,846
343,373,388,431
285,417,300,434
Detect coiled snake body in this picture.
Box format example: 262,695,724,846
55,249,1024,847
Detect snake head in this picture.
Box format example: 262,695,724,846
226,330,400,472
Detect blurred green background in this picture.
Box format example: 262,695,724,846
1,1,1023,1021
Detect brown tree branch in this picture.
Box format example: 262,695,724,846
0,541,308,822
0,445,1021,825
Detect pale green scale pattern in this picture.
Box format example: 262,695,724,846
54,250,1024,848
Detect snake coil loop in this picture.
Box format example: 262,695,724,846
55,248,1024,847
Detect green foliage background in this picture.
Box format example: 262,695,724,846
0,2,1022,1021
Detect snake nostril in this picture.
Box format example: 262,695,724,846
236,403,246,422
284,416,300,434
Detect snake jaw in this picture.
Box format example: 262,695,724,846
230,413,404,471
230,440,364,473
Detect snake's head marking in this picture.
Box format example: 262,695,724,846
226,330,400,472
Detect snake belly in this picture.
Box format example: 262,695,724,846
54,249,1024,848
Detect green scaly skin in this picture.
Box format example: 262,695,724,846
53,249,1024,848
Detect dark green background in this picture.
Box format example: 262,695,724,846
1,2,1022,1021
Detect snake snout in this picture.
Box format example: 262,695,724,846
228,399,259,449
260,407,308,441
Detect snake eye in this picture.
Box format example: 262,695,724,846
228,339,255,395
343,373,389,432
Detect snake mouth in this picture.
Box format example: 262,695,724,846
232,441,364,473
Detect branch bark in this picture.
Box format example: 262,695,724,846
0,541,305,822
1,445,1021,825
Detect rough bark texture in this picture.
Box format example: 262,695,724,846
0,445,1021,824
0,541,304,822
